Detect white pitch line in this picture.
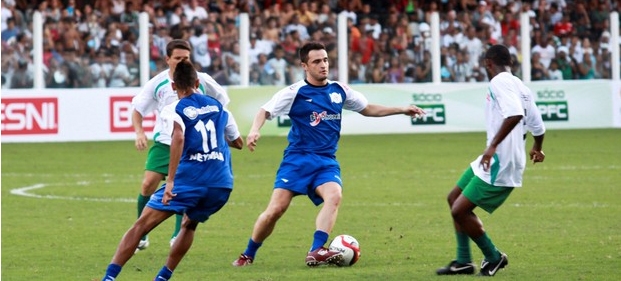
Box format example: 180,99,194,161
10,183,135,203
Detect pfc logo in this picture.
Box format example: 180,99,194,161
537,101,568,121
411,104,446,125
277,115,292,127
110,96,156,132
1,97,59,135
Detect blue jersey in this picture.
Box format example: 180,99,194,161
262,80,369,155
161,93,235,189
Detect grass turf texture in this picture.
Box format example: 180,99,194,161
1,129,620,280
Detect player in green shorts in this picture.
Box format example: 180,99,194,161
131,39,230,252
436,45,546,277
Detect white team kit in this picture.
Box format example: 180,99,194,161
470,72,546,187
131,69,230,145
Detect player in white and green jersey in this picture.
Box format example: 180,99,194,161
131,39,230,252
436,45,546,277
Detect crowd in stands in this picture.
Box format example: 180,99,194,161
1,0,618,89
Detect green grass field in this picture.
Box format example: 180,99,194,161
2,129,620,281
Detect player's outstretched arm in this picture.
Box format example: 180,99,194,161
358,104,426,117
246,108,270,152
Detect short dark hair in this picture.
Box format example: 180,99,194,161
484,45,512,66
299,42,326,63
166,39,192,57
173,60,197,91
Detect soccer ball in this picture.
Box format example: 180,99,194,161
328,234,361,266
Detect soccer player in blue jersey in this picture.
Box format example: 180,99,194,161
232,42,426,267
435,45,546,276
131,39,230,252
102,60,243,281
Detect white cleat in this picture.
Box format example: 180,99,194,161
134,239,149,254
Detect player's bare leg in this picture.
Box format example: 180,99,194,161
164,215,198,271
251,188,295,242
233,189,295,266
305,182,343,266
314,182,342,234
135,171,165,251
110,208,173,266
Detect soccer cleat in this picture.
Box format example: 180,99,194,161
232,254,253,267
169,236,177,247
478,252,509,276
436,260,476,275
305,247,344,267
134,238,150,254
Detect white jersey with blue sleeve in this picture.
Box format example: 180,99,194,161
262,80,368,155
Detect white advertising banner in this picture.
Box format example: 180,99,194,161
1,80,617,143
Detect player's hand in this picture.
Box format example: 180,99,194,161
480,146,496,171
162,182,177,205
135,132,148,151
406,105,426,117
246,131,260,152
530,149,545,164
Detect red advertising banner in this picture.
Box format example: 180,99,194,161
1,97,59,135
109,96,156,133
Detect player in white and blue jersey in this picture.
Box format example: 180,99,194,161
103,60,242,281
232,42,426,267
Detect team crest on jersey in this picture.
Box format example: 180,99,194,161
309,111,341,127
330,92,343,104
183,106,199,120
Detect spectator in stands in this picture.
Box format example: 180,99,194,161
108,51,130,87
10,58,33,88
206,55,228,86
266,45,287,86
531,52,549,81
531,34,556,69
548,59,563,80
386,55,405,83
261,16,281,45
578,52,596,79
555,46,576,80
46,57,70,88
90,50,111,88
124,51,140,87
1,17,19,43
189,25,210,72
461,26,483,68
184,0,208,22
369,55,387,83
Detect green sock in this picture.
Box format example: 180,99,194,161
172,214,183,238
137,194,150,240
472,232,501,263
456,231,472,264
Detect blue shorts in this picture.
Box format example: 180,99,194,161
147,185,231,223
274,151,342,206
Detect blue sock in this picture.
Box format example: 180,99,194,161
102,263,122,281
154,266,173,281
310,230,329,252
243,238,262,258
